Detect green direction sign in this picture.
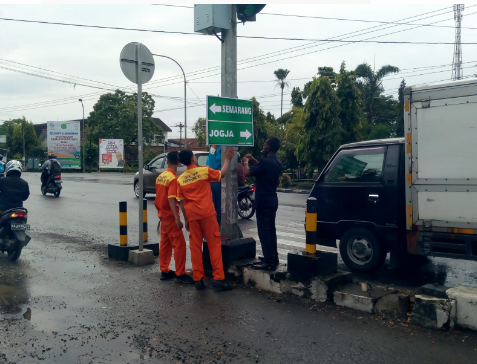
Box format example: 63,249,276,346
206,95,254,146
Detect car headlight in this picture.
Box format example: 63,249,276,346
135,172,139,175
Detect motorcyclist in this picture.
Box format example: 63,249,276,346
0,160,30,213
39,154,62,188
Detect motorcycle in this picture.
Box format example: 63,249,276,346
41,173,62,197
0,207,31,261
237,184,256,219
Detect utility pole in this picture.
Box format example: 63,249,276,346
174,123,185,149
22,121,26,170
220,4,242,240
452,4,465,80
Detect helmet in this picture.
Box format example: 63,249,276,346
48,154,57,159
6,160,22,176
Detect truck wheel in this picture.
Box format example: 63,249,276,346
339,228,386,272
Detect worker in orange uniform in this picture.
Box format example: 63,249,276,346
154,151,194,285
177,148,235,291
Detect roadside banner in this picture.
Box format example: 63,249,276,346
99,139,124,169
47,121,81,169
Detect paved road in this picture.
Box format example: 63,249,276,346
20,172,477,289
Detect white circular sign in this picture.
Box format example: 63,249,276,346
120,42,155,84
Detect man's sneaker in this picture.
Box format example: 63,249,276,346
175,274,194,285
195,280,205,290
160,270,176,281
212,280,233,291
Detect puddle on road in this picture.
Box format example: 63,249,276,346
0,257,31,314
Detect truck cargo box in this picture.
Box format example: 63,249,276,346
404,78,477,232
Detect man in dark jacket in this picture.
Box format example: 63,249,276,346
39,154,62,187
0,160,30,213
243,137,283,270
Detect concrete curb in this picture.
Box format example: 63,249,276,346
277,188,310,195
226,259,477,332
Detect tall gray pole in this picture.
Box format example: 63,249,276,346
137,43,144,251
79,99,85,173
220,4,242,240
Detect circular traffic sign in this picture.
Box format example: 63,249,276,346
119,42,155,84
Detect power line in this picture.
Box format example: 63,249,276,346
260,11,477,31
232,9,477,73
153,3,472,31
0,8,458,114
2,17,477,45
186,83,206,108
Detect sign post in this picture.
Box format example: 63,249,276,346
120,42,155,251
206,95,254,147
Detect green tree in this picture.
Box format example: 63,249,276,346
318,66,337,86
276,109,294,125
291,87,303,107
396,79,406,137
192,117,206,147
273,68,291,117
354,63,400,124
336,62,363,144
87,90,161,147
283,106,305,177
1,117,38,157
296,77,342,172
265,112,276,123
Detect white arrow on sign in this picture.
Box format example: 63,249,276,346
209,103,221,114
240,130,252,140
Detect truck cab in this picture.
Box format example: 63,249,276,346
309,138,406,272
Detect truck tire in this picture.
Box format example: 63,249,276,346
339,228,386,272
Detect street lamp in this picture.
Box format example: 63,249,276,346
152,54,187,149
78,99,85,173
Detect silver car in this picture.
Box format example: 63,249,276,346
133,151,209,198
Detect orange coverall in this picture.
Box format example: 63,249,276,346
154,168,187,276
177,165,224,281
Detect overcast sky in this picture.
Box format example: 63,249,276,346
1,3,476,139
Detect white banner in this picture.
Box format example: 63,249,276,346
47,121,81,169
99,139,124,169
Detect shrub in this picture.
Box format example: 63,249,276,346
296,182,314,190
280,174,292,188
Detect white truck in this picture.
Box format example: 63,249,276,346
311,78,477,271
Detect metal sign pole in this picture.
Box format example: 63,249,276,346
136,43,144,251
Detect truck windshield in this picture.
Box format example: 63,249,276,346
323,147,385,183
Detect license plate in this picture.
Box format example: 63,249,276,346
55,180,62,184
11,224,30,231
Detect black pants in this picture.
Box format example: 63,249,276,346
41,172,49,187
256,204,279,264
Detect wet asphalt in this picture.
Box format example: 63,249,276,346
1,172,477,363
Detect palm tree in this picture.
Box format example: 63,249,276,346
274,68,291,117
354,63,399,123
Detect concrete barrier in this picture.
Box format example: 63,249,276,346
447,287,477,331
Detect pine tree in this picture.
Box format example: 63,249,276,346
336,62,363,144
396,79,406,137
296,77,342,172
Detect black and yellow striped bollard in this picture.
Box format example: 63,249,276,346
143,199,148,242
305,197,318,255
119,201,128,246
